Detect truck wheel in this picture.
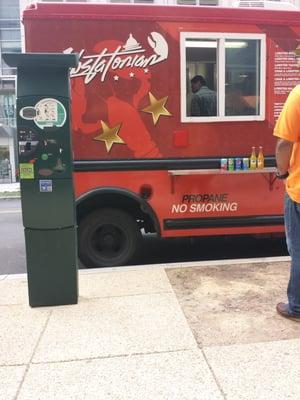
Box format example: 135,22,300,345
78,208,141,268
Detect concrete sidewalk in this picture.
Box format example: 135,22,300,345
1,258,300,400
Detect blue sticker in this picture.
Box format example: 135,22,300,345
39,179,53,193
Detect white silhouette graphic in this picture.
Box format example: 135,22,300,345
123,33,142,51
147,32,168,62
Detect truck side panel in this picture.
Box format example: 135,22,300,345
23,3,300,241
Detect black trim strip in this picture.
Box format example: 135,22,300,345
74,156,276,172
164,215,284,230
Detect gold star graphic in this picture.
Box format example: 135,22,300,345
94,121,125,153
142,92,172,125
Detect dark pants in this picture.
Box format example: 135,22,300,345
284,192,300,314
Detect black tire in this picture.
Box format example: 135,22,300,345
78,208,141,268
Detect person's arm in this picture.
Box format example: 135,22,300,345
274,87,300,177
275,138,293,176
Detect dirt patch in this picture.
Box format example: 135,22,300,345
166,262,300,347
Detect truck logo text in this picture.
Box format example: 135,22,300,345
65,32,168,84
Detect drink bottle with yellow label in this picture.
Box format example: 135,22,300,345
250,146,257,169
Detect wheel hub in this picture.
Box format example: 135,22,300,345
102,232,116,248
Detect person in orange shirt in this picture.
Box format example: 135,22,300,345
274,84,300,320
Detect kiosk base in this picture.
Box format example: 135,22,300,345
25,227,78,307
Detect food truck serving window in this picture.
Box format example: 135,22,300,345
180,33,266,123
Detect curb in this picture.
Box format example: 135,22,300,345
0,193,21,199
0,255,291,281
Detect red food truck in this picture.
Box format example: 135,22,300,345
22,2,300,267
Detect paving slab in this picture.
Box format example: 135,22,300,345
19,350,223,400
32,293,197,363
204,339,300,400
0,365,26,400
0,278,28,305
166,261,300,346
79,268,172,299
0,306,50,365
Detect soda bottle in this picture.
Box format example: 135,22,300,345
250,146,257,170
257,146,264,169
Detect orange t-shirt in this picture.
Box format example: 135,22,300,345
274,85,300,203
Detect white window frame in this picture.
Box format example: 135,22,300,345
180,32,266,123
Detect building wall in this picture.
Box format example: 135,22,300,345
0,0,21,182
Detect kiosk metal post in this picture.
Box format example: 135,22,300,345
3,53,79,307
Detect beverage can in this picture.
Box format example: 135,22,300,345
242,157,249,170
235,158,242,171
220,158,228,170
228,158,234,171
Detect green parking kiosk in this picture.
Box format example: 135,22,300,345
3,53,79,307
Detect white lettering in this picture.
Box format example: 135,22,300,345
229,202,238,211
172,202,238,214
189,202,238,213
65,32,169,84
172,204,188,213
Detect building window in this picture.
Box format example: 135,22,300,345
1,40,21,53
108,0,155,3
0,39,21,75
181,32,266,122
0,0,19,19
0,92,15,127
177,0,218,5
0,146,11,181
1,28,20,41
0,0,21,76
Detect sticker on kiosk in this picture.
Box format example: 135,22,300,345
19,163,34,179
39,179,53,193
20,98,67,130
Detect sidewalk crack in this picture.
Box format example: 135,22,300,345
30,348,193,365
201,348,227,400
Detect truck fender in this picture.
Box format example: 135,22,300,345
75,186,161,236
